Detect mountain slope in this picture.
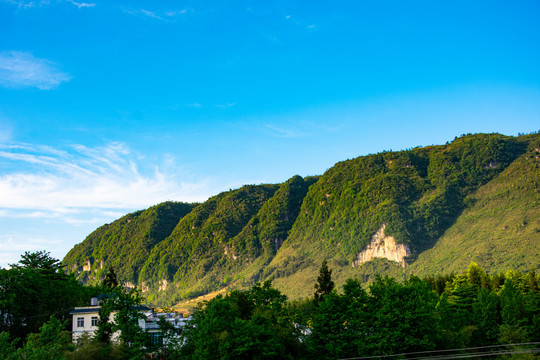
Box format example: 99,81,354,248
62,133,539,305
262,133,530,297
139,183,279,300
408,133,540,274
63,201,195,284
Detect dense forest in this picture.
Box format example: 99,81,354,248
1,252,539,359
62,132,540,306
178,262,540,360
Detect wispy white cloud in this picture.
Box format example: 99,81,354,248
0,234,60,253
66,0,95,8
1,0,35,8
123,8,159,19
0,142,210,221
140,9,162,20
0,51,71,90
0,234,62,268
2,0,94,9
124,7,191,21
18,1,34,8
165,9,189,17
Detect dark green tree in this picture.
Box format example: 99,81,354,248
366,276,439,355
308,278,370,359
102,267,119,290
523,290,540,341
94,287,147,359
181,281,301,360
0,252,95,343
16,316,74,360
491,271,506,291
437,292,465,348
314,260,334,302
467,262,490,288
471,287,500,346
424,273,454,296
94,266,121,346
446,275,480,334
0,332,17,359
94,300,114,346
12,251,64,273
499,279,529,344
500,279,525,326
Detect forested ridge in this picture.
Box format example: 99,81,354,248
63,132,540,306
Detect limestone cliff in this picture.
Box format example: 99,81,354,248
352,224,411,267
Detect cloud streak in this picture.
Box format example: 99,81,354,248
123,7,192,21
0,51,71,90
0,142,209,222
0,234,63,268
140,9,162,20
2,0,95,9
0,234,60,252
66,0,95,8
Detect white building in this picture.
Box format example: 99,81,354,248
70,297,186,344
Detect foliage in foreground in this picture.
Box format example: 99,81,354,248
181,280,302,360
2,252,539,359
0,251,97,343
180,261,540,360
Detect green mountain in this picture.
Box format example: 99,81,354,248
65,202,195,285
63,133,540,305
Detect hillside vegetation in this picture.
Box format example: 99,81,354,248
408,132,540,274
63,133,540,305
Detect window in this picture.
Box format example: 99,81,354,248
77,317,84,328
91,316,98,327
150,333,163,346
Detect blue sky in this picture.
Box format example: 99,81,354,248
0,0,539,267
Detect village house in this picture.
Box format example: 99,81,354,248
70,297,188,345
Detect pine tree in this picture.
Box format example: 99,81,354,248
103,266,119,290
500,279,525,326
314,260,335,302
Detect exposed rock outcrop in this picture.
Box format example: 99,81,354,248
158,279,168,291
352,224,410,267
223,246,238,260
82,260,92,271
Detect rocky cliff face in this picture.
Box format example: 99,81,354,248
352,224,411,267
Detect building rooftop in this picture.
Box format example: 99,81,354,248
70,304,152,315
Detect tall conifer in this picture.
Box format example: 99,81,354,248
314,260,335,302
